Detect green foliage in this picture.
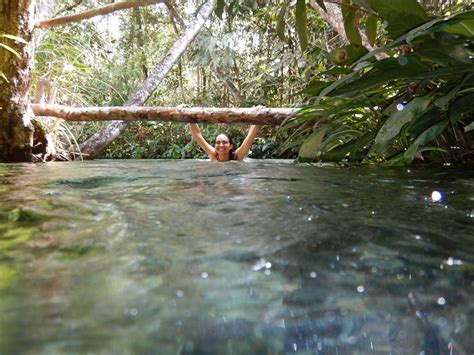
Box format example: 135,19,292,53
276,3,288,42
295,0,308,51
369,0,428,38
365,15,378,46
342,0,362,45
99,122,292,159
281,8,474,165
32,0,472,164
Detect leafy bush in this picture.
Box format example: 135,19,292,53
281,5,474,165
95,121,296,159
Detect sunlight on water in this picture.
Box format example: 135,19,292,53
431,190,443,202
0,160,473,354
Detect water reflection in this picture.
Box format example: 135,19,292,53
0,160,473,354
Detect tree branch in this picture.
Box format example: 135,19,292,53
35,0,165,29
32,104,298,125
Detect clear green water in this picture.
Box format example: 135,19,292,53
0,160,473,354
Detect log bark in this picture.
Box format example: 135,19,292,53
34,0,164,29
32,104,298,125
0,0,35,162
79,0,216,159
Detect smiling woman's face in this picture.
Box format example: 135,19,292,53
214,134,233,159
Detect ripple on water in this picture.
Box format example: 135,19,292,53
0,160,473,353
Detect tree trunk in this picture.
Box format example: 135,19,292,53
32,104,298,125
0,0,35,162
79,0,216,159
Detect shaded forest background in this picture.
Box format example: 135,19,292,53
2,0,473,164
34,0,308,160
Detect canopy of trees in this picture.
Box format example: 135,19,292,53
1,0,472,164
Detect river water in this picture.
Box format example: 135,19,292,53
0,160,473,354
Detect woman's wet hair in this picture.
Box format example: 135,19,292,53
215,132,236,160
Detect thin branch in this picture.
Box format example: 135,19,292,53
35,0,165,29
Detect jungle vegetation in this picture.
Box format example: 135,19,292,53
2,0,473,164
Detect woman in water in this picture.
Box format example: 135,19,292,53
189,123,260,161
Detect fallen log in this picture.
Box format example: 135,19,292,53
31,104,299,125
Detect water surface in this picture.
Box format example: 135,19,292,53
0,160,473,354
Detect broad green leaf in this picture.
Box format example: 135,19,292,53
435,73,472,109
440,19,474,38
303,80,332,97
402,120,449,162
315,0,326,12
386,12,428,39
405,16,455,43
0,43,20,59
332,55,429,96
299,127,327,159
449,10,474,21
322,131,374,162
295,0,308,52
417,39,472,66
406,108,439,137
368,0,428,38
403,64,473,83
342,1,362,45
320,67,353,75
368,0,428,22
372,96,432,154
414,120,449,145
365,15,378,46
449,94,474,124
318,71,358,99
353,17,446,64
215,0,225,19
276,3,287,42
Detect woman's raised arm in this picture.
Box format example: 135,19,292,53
235,125,260,160
189,123,216,160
